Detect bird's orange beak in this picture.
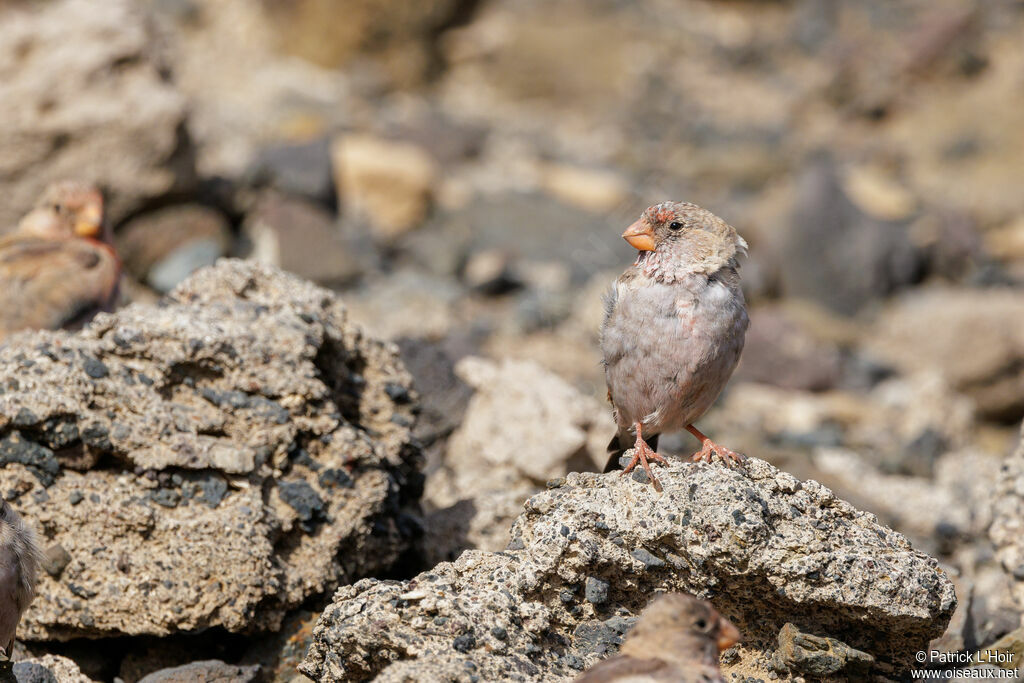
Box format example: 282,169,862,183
717,617,741,651
622,219,655,252
74,203,103,237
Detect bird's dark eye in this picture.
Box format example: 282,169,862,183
668,221,682,231
695,618,708,630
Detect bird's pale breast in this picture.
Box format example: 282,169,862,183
601,269,747,434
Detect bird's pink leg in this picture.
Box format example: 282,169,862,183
686,424,745,467
620,423,670,492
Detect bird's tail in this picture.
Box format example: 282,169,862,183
603,428,659,472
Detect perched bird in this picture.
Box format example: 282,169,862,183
0,498,41,659
575,593,741,683
0,181,120,340
601,202,749,491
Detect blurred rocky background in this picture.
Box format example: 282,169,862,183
1,0,1024,680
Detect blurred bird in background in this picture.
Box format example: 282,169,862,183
0,498,41,661
601,202,749,491
0,181,120,341
575,592,740,683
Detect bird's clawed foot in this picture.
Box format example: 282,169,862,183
621,425,669,492
686,424,745,468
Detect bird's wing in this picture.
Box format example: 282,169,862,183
574,655,672,682
0,237,119,336
600,270,640,368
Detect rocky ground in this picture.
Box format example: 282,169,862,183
1,0,1023,681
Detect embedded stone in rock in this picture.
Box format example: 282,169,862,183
300,457,954,682
772,622,875,677
11,654,94,683
0,259,420,640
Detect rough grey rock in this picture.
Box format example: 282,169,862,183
116,205,232,293
0,260,420,640
422,356,612,564
136,660,260,683
0,0,194,229
991,422,1024,613
11,655,94,683
243,191,362,287
771,622,874,676
300,457,955,681
867,288,1024,422
734,305,843,392
780,154,922,315
248,138,336,206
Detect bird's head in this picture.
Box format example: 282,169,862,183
17,181,105,239
626,593,742,656
622,201,747,280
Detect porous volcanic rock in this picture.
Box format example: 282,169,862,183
300,456,955,681
0,0,193,228
136,660,260,683
10,654,95,683
866,288,1024,422
991,423,1024,612
422,356,611,564
0,260,420,640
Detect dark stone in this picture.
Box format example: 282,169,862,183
195,476,228,508
773,622,874,676
37,417,81,449
137,660,261,683
41,544,72,578
0,431,60,486
68,490,84,505
453,633,476,653
385,382,412,404
11,408,38,427
278,480,325,522
584,576,610,605
395,332,477,457
82,356,109,379
630,547,665,569
491,626,508,640
200,388,251,409
563,655,585,671
247,396,290,425
901,428,948,478
572,621,621,655
67,582,98,599
604,615,637,635
242,191,361,286
81,422,113,451
150,489,181,508
734,306,843,392
318,468,354,489
10,661,57,683
411,192,627,284
782,154,923,315
248,138,335,206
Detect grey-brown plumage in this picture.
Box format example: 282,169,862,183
575,593,740,683
0,499,41,658
601,202,749,490
0,181,119,341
